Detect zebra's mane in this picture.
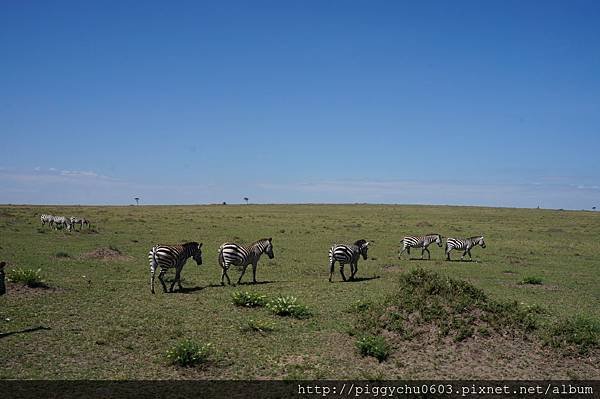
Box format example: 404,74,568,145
468,236,483,240
182,241,200,249
253,238,272,245
425,233,441,237
353,239,367,247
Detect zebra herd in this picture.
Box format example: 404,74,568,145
148,233,486,293
40,214,91,231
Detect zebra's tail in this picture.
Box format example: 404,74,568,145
217,244,225,267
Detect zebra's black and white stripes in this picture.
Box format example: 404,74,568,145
218,238,274,285
70,216,90,230
40,214,54,227
445,236,486,261
328,239,369,282
399,233,442,259
149,242,203,293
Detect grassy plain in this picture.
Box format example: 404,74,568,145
0,204,598,379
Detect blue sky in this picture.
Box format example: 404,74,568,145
1,1,599,208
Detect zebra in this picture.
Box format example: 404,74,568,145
218,238,274,285
40,214,54,227
399,233,443,259
52,216,72,231
445,236,486,261
148,242,203,294
70,217,90,230
328,239,370,282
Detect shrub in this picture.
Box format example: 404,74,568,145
165,339,213,367
242,319,275,333
267,295,312,319
356,335,390,362
55,251,70,258
231,291,268,307
544,316,600,355
8,268,45,287
520,276,543,285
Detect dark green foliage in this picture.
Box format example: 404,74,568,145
231,291,268,307
267,295,312,319
356,335,390,362
8,268,46,287
165,339,213,367
543,316,600,355
241,318,275,333
55,251,70,258
520,276,543,285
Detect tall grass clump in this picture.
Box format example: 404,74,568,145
267,295,312,319
543,316,600,355
8,268,46,287
354,268,541,342
356,335,390,362
231,291,267,307
165,339,213,367
520,276,543,285
241,319,275,333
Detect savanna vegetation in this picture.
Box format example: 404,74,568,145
0,204,598,379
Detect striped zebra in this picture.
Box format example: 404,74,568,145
399,233,443,259
40,214,54,227
218,238,274,285
328,239,369,282
52,216,72,231
70,216,90,230
445,236,486,261
148,242,203,293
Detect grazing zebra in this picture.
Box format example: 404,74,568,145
40,214,54,227
445,236,486,261
399,233,443,259
328,239,370,282
52,216,72,231
70,217,90,230
148,242,203,294
218,238,274,285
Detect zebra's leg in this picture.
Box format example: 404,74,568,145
158,270,168,293
251,262,258,284
446,247,451,261
461,250,467,260
150,271,156,294
424,247,431,259
398,246,407,258
467,249,472,260
339,264,347,282
221,265,231,285
350,262,358,280
237,265,248,284
328,260,336,282
171,267,182,292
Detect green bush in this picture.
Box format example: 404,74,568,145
356,335,390,362
165,339,213,367
267,295,312,319
8,268,45,287
242,318,275,333
231,291,268,307
544,316,600,355
55,251,70,258
520,276,543,285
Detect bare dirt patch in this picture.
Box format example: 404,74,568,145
81,248,132,261
4,282,64,298
415,221,433,228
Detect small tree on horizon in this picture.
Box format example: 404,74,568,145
244,197,249,205
134,197,140,205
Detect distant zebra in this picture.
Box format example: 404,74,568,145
399,233,443,259
218,238,274,285
328,239,370,282
70,216,90,230
148,242,203,294
445,236,486,261
40,214,54,227
52,216,72,231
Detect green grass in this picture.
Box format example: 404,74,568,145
355,335,391,362
0,204,598,379
267,295,312,319
165,339,213,367
543,316,600,355
241,318,275,333
7,268,46,287
231,291,268,307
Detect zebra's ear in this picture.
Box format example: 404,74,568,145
199,243,203,248
268,237,272,242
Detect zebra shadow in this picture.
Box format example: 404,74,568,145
445,259,480,263
175,284,225,294
340,276,381,283
0,326,51,340
407,257,436,261
235,280,281,286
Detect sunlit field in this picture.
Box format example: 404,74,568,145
1,204,598,379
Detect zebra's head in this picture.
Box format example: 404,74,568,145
434,234,443,247
479,236,486,248
190,242,203,265
264,238,274,259
354,239,370,260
